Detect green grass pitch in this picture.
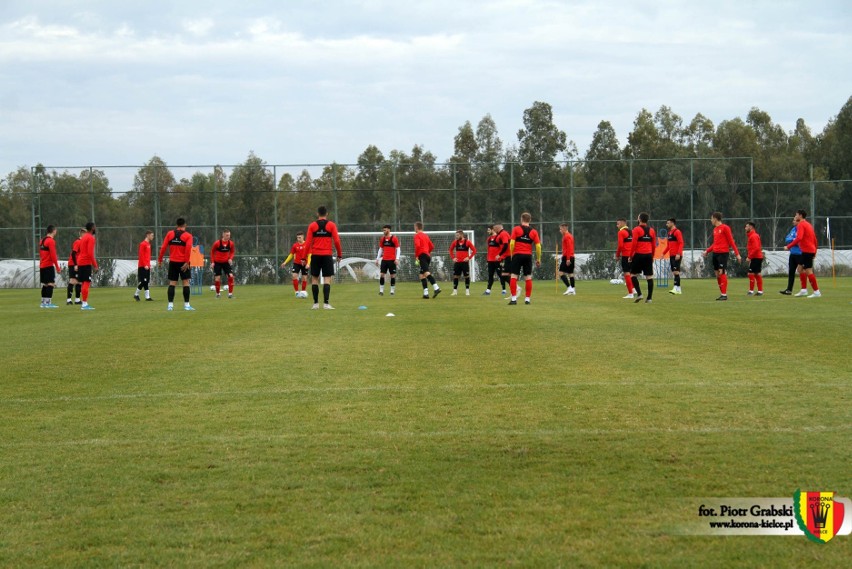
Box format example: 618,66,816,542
1,278,850,566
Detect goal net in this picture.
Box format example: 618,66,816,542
335,230,476,284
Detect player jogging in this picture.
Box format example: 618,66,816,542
376,224,400,296
558,223,576,295
664,218,684,295
449,230,476,296
702,211,741,301
745,221,764,296
304,205,343,310
38,225,61,308
629,212,656,304
786,209,821,298
66,228,84,305
76,222,99,310
281,232,309,298
508,212,541,305
158,217,195,311
211,230,236,299
134,230,155,301
615,218,636,299
414,221,441,299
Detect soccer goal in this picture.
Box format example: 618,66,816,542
336,230,476,284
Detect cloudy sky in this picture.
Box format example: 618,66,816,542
1,0,850,187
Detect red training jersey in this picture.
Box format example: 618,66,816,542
138,240,151,268
663,227,684,257
616,226,633,258
39,235,60,270
158,229,193,264
787,219,817,254
494,229,510,260
704,223,740,256
486,233,500,262
414,232,434,258
631,225,656,255
289,241,308,265
450,238,476,262
746,231,763,259
77,232,98,268
304,218,342,257
211,239,236,263
378,235,400,261
68,238,81,266
561,231,575,258
510,225,540,256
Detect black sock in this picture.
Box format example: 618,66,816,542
569,276,575,287
674,274,680,287
47,286,53,300
561,275,570,287
323,284,330,303
390,278,395,286
75,283,81,299
453,278,458,290
67,284,73,299
420,278,428,291
41,285,48,300
183,286,190,303
168,285,175,302
380,276,385,286
312,284,319,303
427,275,436,285
632,276,642,296
647,279,654,300
465,277,470,289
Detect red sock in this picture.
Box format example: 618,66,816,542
808,273,819,291
525,279,533,298
756,275,763,292
510,277,518,297
799,273,807,289
293,279,299,292
215,281,220,294
748,274,755,291
301,281,307,291
82,281,90,302
228,275,234,293
716,274,722,291
625,279,634,294
721,274,728,295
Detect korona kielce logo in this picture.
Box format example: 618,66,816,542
794,490,846,543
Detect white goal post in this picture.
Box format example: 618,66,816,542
335,230,476,284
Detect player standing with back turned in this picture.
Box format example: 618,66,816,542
38,225,61,308
158,217,195,311
304,206,343,310
414,221,441,299
508,212,541,305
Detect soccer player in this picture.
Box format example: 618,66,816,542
558,223,576,295
281,232,309,298
76,222,99,310
449,230,476,296
629,213,656,304
508,212,541,305
376,224,400,296
786,209,821,298
664,218,684,295
414,221,441,299
211,229,236,299
494,223,511,295
483,226,499,295
615,218,636,299
66,228,84,305
134,230,155,301
779,217,802,295
38,225,61,308
304,205,343,310
157,217,195,311
745,221,764,296
702,212,741,301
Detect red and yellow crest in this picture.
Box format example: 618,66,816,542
794,490,846,543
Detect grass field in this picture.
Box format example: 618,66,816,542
1,278,850,567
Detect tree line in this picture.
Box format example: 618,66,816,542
1,97,850,262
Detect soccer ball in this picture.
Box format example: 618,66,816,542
209,285,216,291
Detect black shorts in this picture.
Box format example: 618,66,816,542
137,268,151,284
630,254,654,277
789,253,802,270
310,255,335,278
168,261,191,282
77,265,93,283
511,254,533,277
669,257,682,273
711,253,729,272
453,261,470,277
67,266,78,281
488,260,502,274
380,260,397,275
418,254,432,274
292,263,308,276
748,258,763,274
620,257,632,273
40,267,56,285
800,252,815,270
559,256,575,274
213,262,233,276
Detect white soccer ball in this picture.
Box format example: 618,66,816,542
386,313,395,317
209,285,216,291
